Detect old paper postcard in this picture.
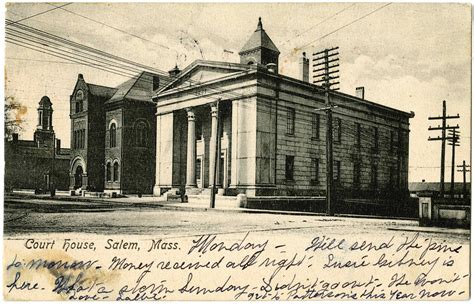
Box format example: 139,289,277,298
3,2,471,301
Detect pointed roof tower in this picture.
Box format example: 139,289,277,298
239,17,280,71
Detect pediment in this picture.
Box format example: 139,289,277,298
158,61,252,93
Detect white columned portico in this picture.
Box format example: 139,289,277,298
186,108,197,187
209,102,218,187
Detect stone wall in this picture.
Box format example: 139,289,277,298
5,144,70,191
84,94,106,191
257,72,411,198
121,103,156,194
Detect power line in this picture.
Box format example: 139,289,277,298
6,3,73,26
47,3,174,54
7,35,248,103
290,3,392,53
6,20,168,76
6,19,249,102
283,3,357,45
6,56,78,65
6,27,161,77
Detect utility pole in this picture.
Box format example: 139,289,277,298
447,129,460,198
457,160,470,199
428,100,459,198
313,47,339,216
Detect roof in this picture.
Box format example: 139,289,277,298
239,17,280,55
108,71,170,104
87,84,117,99
39,96,52,107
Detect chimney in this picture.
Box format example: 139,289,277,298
56,138,61,154
299,52,309,82
153,76,160,91
266,63,277,74
356,87,365,99
168,65,180,78
12,133,18,143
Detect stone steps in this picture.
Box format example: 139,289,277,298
187,194,241,208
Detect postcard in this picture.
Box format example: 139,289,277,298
3,2,471,301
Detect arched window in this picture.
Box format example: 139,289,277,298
75,90,84,113
106,162,112,182
135,121,148,147
113,162,119,182
109,123,117,148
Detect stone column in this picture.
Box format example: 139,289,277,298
209,102,218,187
186,108,197,187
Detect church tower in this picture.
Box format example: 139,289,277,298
34,96,55,148
239,17,280,71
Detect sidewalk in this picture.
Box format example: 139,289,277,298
6,190,327,216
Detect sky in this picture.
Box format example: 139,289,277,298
4,2,471,182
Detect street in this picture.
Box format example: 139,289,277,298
3,196,471,301
4,196,469,244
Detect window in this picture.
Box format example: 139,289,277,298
334,117,341,143
38,111,42,126
195,120,203,140
285,155,294,180
286,108,295,135
43,112,49,129
75,90,84,113
135,122,148,147
334,160,341,182
113,162,119,182
312,114,320,140
353,162,361,187
371,164,378,189
106,163,112,182
73,129,85,149
195,159,202,181
355,123,361,146
311,158,319,184
373,127,379,153
110,123,117,148
79,130,82,149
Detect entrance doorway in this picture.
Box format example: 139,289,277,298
196,157,203,188
218,155,224,186
74,166,83,189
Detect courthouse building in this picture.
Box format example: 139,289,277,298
68,72,168,194
153,18,414,200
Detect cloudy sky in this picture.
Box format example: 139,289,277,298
4,2,471,182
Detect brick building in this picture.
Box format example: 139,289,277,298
153,18,414,203
5,96,71,191
69,72,167,194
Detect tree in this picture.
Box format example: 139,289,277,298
5,96,26,140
